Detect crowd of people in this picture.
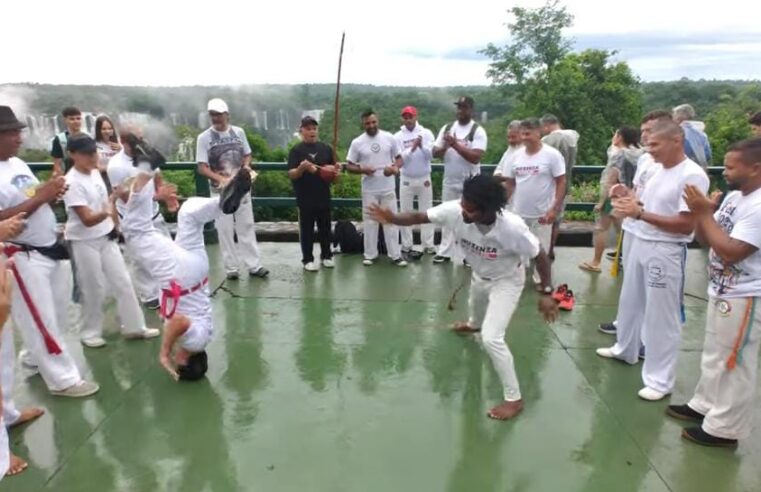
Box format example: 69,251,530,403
0,95,759,480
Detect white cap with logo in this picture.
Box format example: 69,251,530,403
207,98,229,113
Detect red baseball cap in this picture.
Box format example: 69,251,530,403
400,106,418,117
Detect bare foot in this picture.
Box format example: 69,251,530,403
7,454,28,476
9,407,45,429
487,400,524,420
453,321,480,334
159,353,179,381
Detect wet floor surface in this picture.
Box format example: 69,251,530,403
4,245,761,492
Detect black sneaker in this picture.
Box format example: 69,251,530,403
681,427,738,448
143,298,160,310
404,250,423,260
598,322,616,335
666,404,705,423
219,167,252,214
462,259,471,268
639,346,646,360
226,271,240,280
605,251,617,260
433,255,450,264
249,267,270,279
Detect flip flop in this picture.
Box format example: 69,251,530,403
578,262,601,273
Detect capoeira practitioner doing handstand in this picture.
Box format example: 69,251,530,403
114,166,253,381
370,175,559,420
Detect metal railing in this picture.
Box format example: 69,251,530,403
29,162,726,214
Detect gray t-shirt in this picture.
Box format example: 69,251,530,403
542,129,579,194
196,126,252,179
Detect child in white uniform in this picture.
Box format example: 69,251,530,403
63,135,159,347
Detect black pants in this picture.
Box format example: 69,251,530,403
299,206,332,264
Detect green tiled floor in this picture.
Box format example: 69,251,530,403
4,244,760,492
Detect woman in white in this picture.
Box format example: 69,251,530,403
63,135,158,347
94,115,121,182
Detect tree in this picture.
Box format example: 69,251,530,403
482,1,641,165
480,0,573,86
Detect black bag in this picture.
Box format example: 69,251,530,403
332,220,364,254
332,220,390,255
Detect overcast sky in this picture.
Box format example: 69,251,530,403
4,0,760,86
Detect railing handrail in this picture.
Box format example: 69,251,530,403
26,162,725,212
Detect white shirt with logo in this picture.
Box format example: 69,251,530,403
628,158,709,242
394,123,434,179
427,200,540,280
64,168,114,241
622,152,661,233
505,145,566,219
434,121,487,184
347,131,401,193
0,157,57,247
707,188,761,298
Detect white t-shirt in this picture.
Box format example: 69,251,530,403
622,153,660,233
96,141,119,168
628,158,709,243
63,168,114,241
0,157,57,247
505,145,566,219
494,145,524,176
120,175,159,239
707,189,761,298
427,200,540,280
107,150,160,218
434,121,487,183
394,123,434,179
347,130,401,193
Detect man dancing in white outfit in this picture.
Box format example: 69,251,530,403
115,166,252,381
597,120,709,401
370,175,558,420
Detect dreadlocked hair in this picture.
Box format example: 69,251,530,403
462,175,507,215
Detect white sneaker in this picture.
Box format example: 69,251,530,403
638,387,669,401
363,258,374,266
125,328,161,340
393,258,408,267
82,337,107,348
322,258,335,268
596,347,616,359
304,261,319,272
51,380,100,398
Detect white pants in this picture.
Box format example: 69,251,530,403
361,190,401,260
131,197,218,353
71,237,146,341
470,271,525,401
611,237,686,393
214,192,262,274
124,215,170,303
8,251,81,391
399,175,434,251
0,415,7,482
438,181,463,259
688,296,761,440
1,326,19,426
522,218,552,284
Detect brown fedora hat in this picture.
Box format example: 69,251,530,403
0,106,27,131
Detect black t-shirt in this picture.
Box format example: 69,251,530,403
287,141,335,207
50,131,74,172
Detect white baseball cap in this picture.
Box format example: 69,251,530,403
207,98,229,113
